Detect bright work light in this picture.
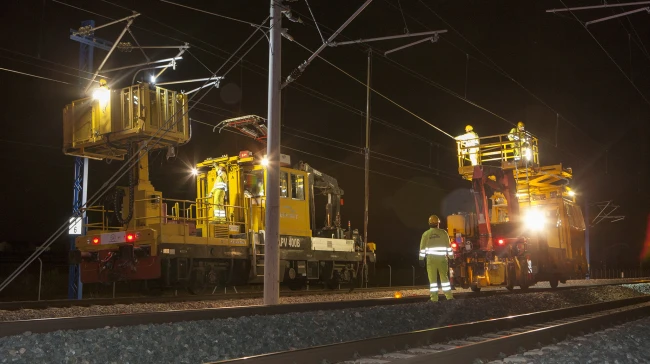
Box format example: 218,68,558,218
92,87,110,103
523,209,545,231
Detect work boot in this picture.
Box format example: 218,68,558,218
444,293,454,300
430,294,438,302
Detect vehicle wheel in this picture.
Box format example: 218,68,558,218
286,268,304,291
188,268,207,295
549,278,559,289
519,284,530,291
142,279,163,296
326,270,341,290
506,285,514,291
470,284,481,292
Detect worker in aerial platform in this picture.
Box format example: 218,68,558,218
208,164,228,221
455,125,480,166
508,121,530,161
419,215,454,302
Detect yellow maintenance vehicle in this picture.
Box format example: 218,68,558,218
448,130,587,291
64,81,375,293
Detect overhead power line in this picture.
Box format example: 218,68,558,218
290,40,454,139
191,118,452,191
160,0,271,29
556,0,650,108
375,0,600,151
0,67,73,85
72,0,448,153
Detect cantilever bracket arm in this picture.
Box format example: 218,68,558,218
384,34,440,56
281,0,374,89
73,13,140,36
546,1,650,13
330,30,447,47
84,18,136,93
585,7,650,26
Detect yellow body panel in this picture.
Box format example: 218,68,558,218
63,83,189,160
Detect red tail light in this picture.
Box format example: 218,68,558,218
497,239,505,245
92,237,100,245
451,242,458,250
126,233,135,242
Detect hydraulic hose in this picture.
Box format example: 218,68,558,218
114,142,135,226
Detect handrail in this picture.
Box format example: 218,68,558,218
457,132,539,169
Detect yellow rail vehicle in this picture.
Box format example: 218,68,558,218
66,82,375,292
449,132,587,291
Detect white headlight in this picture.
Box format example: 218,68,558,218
524,209,545,231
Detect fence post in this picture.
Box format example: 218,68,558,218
388,265,392,287
37,257,43,301
411,265,415,286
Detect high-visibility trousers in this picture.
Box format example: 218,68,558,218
426,255,454,301
213,190,226,219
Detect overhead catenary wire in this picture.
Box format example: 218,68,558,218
0,47,111,78
0,14,271,293
159,0,270,29
0,67,74,85
0,55,101,84
80,0,447,153
290,39,455,140
411,0,604,146
557,0,650,108
287,4,587,162
191,118,452,191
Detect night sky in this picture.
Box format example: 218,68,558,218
1,0,648,268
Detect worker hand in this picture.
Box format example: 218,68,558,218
419,260,425,268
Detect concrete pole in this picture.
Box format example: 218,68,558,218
362,49,371,288
264,0,282,305
584,199,590,279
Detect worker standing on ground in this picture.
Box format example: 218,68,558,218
419,215,454,302
455,125,480,166
208,165,228,221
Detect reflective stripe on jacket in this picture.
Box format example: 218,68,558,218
419,227,452,260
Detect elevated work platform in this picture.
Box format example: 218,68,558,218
63,82,189,160
457,132,540,179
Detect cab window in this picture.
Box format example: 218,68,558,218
244,170,264,197
291,174,305,200
280,171,288,198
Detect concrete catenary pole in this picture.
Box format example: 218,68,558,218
363,49,372,288
264,0,282,305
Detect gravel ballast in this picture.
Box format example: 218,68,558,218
496,313,650,363
0,278,645,322
0,283,648,363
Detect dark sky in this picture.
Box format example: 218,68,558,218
1,0,648,268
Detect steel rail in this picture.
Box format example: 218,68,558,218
0,286,592,337
0,285,426,311
211,295,650,363
1,279,646,312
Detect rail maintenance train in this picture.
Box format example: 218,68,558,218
64,81,376,294
448,132,587,291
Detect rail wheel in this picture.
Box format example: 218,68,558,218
549,278,559,289
470,284,481,292
188,268,207,295
286,267,304,291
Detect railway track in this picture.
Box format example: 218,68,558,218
212,295,650,364
0,282,625,338
0,285,424,311
1,278,646,311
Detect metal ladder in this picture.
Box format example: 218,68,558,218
255,239,265,277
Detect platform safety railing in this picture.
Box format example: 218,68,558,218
457,132,539,170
